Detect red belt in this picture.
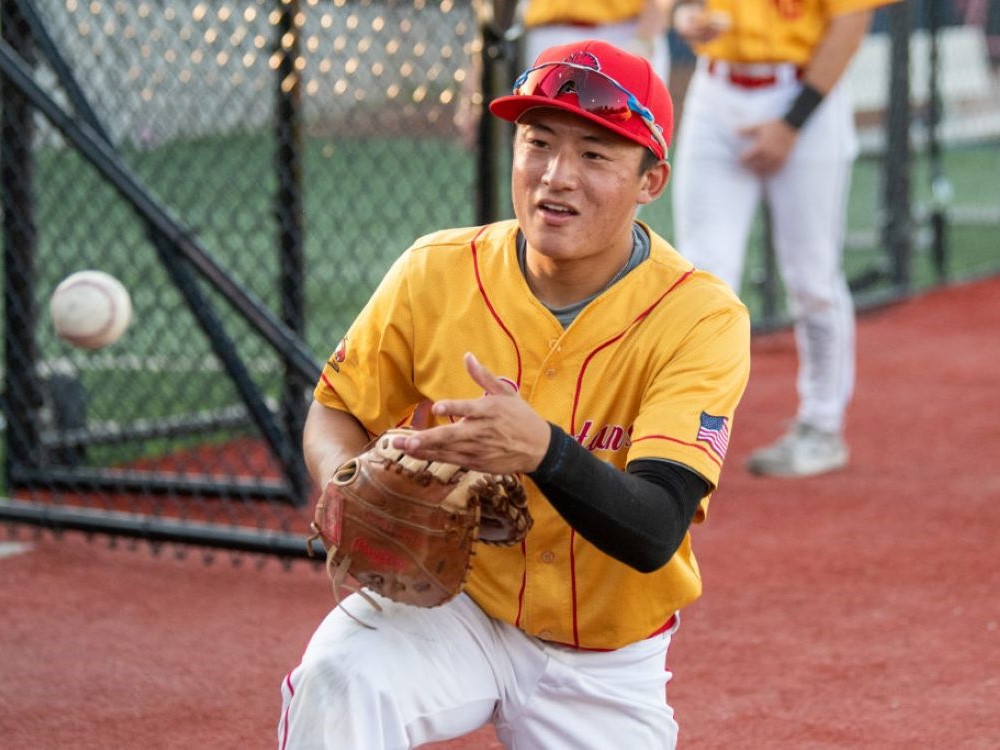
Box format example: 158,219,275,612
707,59,803,89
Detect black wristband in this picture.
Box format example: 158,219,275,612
782,83,824,130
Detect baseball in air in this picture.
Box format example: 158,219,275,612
50,270,132,350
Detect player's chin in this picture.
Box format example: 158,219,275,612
522,237,577,262
521,223,579,257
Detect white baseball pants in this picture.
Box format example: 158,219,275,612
673,58,858,433
278,592,679,749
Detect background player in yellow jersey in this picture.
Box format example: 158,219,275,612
670,0,899,477
278,40,750,749
521,0,672,81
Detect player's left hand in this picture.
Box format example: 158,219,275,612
738,119,798,175
390,352,551,475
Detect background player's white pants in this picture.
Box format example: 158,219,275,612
523,20,670,86
673,60,857,433
278,592,679,749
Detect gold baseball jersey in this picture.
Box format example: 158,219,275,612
524,0,649,27
696,0,899,66
314,220,751,650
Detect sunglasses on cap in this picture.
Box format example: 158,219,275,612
512,61,668,158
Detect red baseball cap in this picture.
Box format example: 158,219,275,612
490,39,673,159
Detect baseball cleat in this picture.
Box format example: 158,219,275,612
746,422,848,477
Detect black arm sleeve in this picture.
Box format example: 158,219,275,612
527,423,710,573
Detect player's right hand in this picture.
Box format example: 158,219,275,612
390,353,551,476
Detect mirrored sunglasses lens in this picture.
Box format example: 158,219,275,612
519,66,631,122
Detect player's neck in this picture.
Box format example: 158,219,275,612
526,254,625,307
523,235,635,308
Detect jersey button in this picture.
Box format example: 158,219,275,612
540,551,555,563
545,368,557,378
537,629,553,640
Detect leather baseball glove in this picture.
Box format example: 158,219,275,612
307,428,531,625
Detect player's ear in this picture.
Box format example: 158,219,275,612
637,160,670,205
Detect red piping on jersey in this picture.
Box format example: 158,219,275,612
471,226,523,388
632,433,724,470
569,269,693,435
515,538,528,627
471,225,529,626
567,268,695,645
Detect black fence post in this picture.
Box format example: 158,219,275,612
883,1,913,293
476,8,520,225
1,0,42,476
926,0,949,282
476,25,501,224
275,0,310,504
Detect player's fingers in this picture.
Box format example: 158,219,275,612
431,398,479,420
464,352,517,396
392,411,541,473
392,422,474,458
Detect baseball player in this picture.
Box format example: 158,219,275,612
520,0,672,82
279,39,749,749
670,0,899,477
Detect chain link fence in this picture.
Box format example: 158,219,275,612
1,0,997,557
0,0,490,556
842,0,1000,298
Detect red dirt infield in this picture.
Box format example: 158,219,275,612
1,275,998,749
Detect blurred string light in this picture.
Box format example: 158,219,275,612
62,0,476,114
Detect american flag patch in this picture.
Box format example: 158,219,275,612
697,412,730,460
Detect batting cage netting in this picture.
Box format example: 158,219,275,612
1,0,998,558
